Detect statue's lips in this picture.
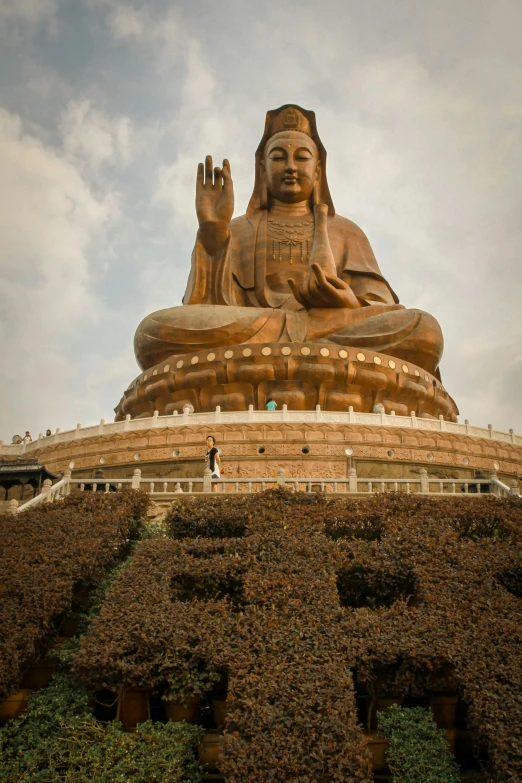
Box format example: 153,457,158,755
282,177,298,185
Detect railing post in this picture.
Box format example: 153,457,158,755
131,468,142,490
348,466,357,493
464,419,470,435
419,468,429,494
509,480,520,497
282,404,288,422
214,405,221,423
63,468,71,496
8,499,19,515
277,466,285,488
99,418,105,435
248,404,254,421
124,414,131,431
488,424,493,439
42,479,53,502
348,405,355,423
203,467,212,493
509,428,515,443
439,414,446,431
174,482,183,493
410,410,417,428
489,471,499,496
315,404,322,422
152,410,159,427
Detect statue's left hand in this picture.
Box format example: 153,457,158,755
288,264,361,309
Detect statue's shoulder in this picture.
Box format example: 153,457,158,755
328,213,369,239
230,213,253,230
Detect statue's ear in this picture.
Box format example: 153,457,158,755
313,160,322,205
260,167,269,210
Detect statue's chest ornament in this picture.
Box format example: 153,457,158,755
267,216,315,264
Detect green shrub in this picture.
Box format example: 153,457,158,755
0,673,203,783
378,704,460,783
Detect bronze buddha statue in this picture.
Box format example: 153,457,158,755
118,105,456,420
135,104,443,378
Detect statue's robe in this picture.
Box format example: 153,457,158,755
134,211,444,378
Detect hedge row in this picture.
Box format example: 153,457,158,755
0,491,148,701
73,492,522,782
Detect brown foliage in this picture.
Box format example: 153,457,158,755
73,492,522,783
0,490,148,701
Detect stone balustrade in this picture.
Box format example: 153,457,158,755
1,406,520,459
8,466,519,514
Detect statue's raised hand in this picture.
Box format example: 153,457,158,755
196,156,234,255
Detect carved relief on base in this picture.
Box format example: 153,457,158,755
116,343,459,422
29,422,521,480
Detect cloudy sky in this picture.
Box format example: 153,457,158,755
1,0,521,441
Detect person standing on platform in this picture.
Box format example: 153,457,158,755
205,435,222,491
266,398,277,411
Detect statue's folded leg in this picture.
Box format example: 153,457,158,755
134,305,288,371
324,308,444,376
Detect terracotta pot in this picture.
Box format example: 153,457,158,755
20,660,55,690
119,688,150,729
198,730,222,769
165,695,201,723
431,694,458,729
0,690,32,722
366,733,388,771
445,728,457,754
212,698,227,730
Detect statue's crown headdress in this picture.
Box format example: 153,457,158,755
269,106,312,137
248,104,335,217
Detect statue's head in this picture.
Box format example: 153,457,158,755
248,104,334,216
261,130,320,204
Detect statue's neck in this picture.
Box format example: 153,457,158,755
269,199,312,218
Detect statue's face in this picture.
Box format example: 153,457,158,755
263,133,319,203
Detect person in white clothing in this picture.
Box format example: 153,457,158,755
205,435,222,484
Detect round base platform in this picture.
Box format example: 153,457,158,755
5,411,519,492
115,342,458,422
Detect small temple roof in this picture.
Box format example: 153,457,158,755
0,459,58,485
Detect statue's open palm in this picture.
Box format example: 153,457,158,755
196,156,234,229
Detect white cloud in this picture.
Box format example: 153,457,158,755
0,108,118,439
106,2,180,69
0,0,58,36
107,3,150,39
60,100,134,169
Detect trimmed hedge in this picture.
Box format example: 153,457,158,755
0,491,148,701
73,492,522,782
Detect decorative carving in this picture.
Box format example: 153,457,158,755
116,343,458,421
